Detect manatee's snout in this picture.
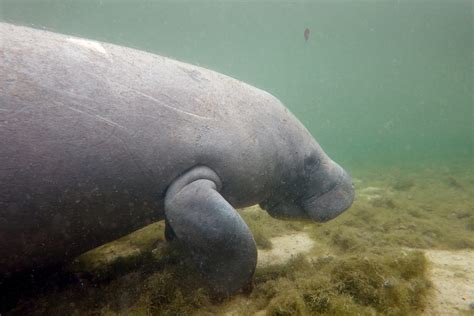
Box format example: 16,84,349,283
301,163,354,222
260,160,354,222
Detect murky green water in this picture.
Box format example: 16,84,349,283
2,0,471,168
1,1,472,314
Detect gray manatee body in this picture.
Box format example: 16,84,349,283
0,23,354,294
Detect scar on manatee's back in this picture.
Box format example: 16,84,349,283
177,66,209,83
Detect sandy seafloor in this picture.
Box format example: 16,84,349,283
5,161,474,315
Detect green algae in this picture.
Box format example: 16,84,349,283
391,177,415,191
466,218,474,231
240,209,274,249
69,221,167,280
239,206,306,250
254,251,431,316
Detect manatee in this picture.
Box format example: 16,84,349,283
0,23,354,295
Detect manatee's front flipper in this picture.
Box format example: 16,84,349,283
164,166,257,296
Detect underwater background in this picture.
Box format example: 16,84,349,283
1,0,472,315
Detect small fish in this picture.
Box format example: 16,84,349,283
304,28,310,42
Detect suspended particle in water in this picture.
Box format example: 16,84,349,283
304,28,310,42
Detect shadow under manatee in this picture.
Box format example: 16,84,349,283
0,264,79,314
1,233,215,315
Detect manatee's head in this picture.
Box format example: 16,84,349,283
260,152,354,222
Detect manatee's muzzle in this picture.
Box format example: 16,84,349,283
260,199,308,220
302,165,354,222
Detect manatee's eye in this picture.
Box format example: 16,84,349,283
304,154,320,173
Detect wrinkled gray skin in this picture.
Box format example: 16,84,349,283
0,23,354,295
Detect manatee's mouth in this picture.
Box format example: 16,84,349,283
301,166,354,222
260,199,309,220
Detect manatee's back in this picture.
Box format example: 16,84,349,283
0,23,309,275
